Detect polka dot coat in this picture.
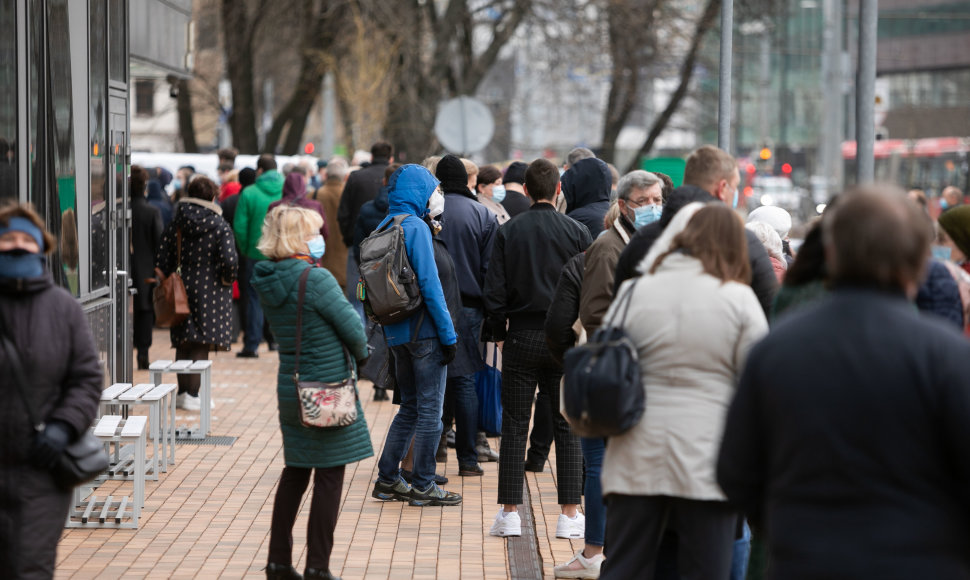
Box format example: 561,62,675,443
155,198,239,350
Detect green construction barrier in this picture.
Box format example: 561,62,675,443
640,157,686,188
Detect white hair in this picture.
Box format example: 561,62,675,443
326,157,349,180
746,221,785,263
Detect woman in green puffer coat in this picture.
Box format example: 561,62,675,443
252,205,373,580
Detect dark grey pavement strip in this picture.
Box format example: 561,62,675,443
508,479,544,580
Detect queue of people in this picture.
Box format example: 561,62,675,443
4,138,970,580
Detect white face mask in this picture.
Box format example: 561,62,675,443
428,190,445,218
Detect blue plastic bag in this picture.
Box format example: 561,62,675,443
475,344,502,436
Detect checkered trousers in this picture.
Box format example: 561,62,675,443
497,329,583,506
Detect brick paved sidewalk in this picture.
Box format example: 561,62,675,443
56,331,584,579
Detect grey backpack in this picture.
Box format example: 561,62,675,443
357,215,424,325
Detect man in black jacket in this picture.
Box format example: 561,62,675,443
500,161,532,219
561,157,612,237
718,188,970,580
613,145,777,315
129,165,163,370
484,158,592,539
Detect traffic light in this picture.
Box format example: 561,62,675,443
759,147,772,161
781,163,792,175
304,142,315,155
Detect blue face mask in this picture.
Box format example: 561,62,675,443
732,188,740,209
941,199,950,210
633,204,663,228
491,184,507,203
0,250,45,279
307,235,326,259
932,245,952,262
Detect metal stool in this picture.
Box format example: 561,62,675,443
99,382,177,479
148,359,213,439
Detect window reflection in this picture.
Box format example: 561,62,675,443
108,0,125,83
0,0,16,201
90,0,109,291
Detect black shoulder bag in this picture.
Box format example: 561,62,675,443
0,326,108,490
294,266,360,429
561,278,645,438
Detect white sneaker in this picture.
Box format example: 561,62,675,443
182,394,202,411
554,550,605,579
175,393,188,409
489,509,522,537
556,512,586,539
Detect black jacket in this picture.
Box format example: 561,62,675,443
484,203,592,340
130,193,163,311
337,160,389,246
501,189,532,218
156,199,239,349
916,259,964,329
718,289,970,580
613,185,778,315
438,188,498,305
562,157,612,238
544,252,586,364
0,273,102,576
352,184,390,264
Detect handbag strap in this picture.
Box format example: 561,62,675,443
176,228,182,274
293,266,354,381
0,319,44,432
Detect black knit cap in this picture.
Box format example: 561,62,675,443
435,154,469,193
503,161,528,185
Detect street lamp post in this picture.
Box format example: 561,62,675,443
718,0,734,152
855,0,878,183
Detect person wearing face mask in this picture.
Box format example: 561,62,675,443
155,176,239,411
476,165,511,224
0,202,102,580
251,206,373,580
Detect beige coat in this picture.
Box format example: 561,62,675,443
601,253,768,501
311,177,349,288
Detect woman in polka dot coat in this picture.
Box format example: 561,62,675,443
156,176,238,408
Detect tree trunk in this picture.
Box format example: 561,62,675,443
221,0,259,153
625,0,721,172
176,78,199,153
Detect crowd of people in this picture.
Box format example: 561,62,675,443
2,138,970,580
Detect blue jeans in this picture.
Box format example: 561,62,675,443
581,437,606,546
447,373,479,466
243,258,264,354
731,520,751,580
377,339,447,491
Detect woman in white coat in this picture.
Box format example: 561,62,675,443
600,204,769,580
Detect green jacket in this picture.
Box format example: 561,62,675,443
252,258,373,468
234,170,284,260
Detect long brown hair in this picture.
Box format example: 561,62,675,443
651,204,751,284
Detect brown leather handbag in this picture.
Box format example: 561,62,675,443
153,228,189,328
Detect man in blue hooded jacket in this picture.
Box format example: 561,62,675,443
371,164,462,507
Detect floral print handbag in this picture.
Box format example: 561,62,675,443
293,267,359,429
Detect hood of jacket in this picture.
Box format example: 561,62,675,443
146,181,169,204
279,173,308,204
374,184,390,212
173,198,224,237
660,184,716,228
251,169,285,198
561,157,611,213
252,258,308,309
387,164,439,218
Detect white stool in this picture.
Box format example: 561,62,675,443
99,382,177,479
66,415,147,529
149,359,213,439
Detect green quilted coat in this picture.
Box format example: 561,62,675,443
252,258,374,468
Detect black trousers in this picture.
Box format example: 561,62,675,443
133,309,154,355
601,495,737,580
526,388,553,465
497,330,582,506
269,465,346,571
174,341,209,395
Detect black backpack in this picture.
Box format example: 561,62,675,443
562,279,644,438
357,215,423,325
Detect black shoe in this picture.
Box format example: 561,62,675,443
373,387,389,401
372,477,412,501
459,463,484,476
436,433,449,463
401,470,449,485
446,428,456,448
266,563,302,580
408,482,462,506
236,350,259,358
137,354,149,370
268,341,279,351
304,568,340,580
524,459,545,473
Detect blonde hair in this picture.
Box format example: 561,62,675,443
603,200,622,230
258,206,324,259
461,158,479,178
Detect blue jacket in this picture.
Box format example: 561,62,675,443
562,157,612,237
379,165,458,347
916,259,964,329
438,188,498,302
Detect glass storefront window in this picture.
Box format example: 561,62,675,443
0,0,16,201
90,0,109,291
108,0,126,83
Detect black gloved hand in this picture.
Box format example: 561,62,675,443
440,342,458,367
30,421,72,469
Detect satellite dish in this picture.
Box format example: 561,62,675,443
434,96,494,155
